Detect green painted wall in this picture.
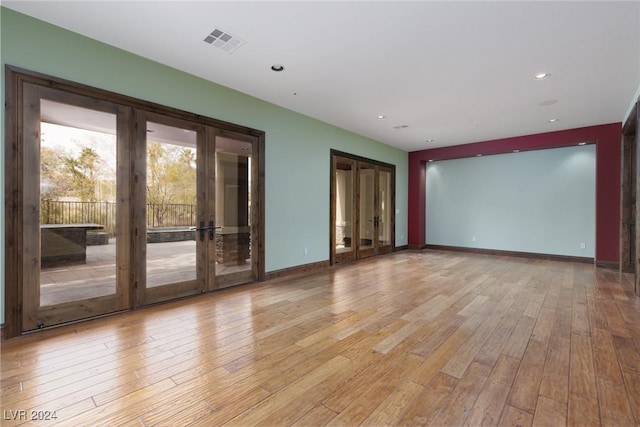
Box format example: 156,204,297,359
0,8,408,324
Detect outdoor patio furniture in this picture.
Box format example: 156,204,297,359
41,223,104,267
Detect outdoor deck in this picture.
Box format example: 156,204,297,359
40,240,250,306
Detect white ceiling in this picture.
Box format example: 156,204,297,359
4,1,640,152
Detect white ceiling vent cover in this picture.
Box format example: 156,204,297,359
203,28,244,53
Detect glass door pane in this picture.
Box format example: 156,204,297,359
22,85,128,331
145,122,198,286
335,158,355,261
214,133,255,288
39,100,119,305
357,163,376,258
139,116,206,305
377,168,393,252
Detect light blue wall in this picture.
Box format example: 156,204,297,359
0,8,408,323
425,145,596,257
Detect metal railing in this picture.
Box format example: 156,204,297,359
40,200,197,235
146,203,197,229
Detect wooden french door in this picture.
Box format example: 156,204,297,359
331,152,395,264
135,115,260,304
19,84,131,331
134,112,211,305
20,106,261,324
6,67,265,337
212,129,259,289
356,162,394,259
332,156,356,263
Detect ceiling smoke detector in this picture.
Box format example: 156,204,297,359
204,28,244,53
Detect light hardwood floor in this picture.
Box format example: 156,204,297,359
2,250,640,426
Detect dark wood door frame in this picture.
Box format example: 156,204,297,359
620,107,636,273
620,96,639,296
4,66,266,338
330,150,396,265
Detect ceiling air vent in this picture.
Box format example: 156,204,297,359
204,28,244,53
393,124,409,129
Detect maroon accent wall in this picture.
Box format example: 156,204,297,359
408,123,622,263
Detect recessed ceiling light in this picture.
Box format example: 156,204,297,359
578,142,587,146
271,64,285,72
377,115,386,119
428,159,434,163
513,149,520,153
426,139,434,143
548,118,558,123
476,154,482,157
534,73,550,80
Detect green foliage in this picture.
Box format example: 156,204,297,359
41,145,113,202
41,147,72,199
40,143,115,230
146,141,197,226
39,133,197,229
64,147,101,201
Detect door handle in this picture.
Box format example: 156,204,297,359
195,221,216,241
207,220,214,241
196,221,206,241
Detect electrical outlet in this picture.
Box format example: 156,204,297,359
472,236,477,242
304,248,308,255
580,242,586,249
